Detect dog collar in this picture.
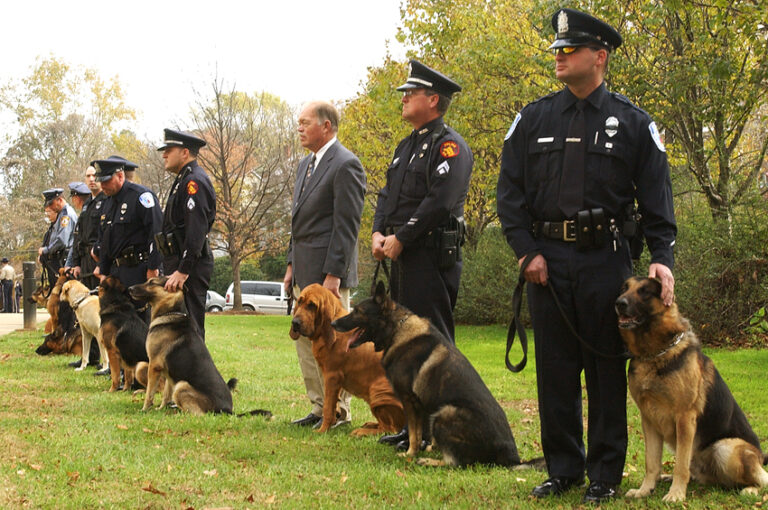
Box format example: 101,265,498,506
637,331,685,361
70,294,90,310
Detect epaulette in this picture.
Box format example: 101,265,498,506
528,90,559,106
610,91,650,117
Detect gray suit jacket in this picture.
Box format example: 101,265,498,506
286,140,366,289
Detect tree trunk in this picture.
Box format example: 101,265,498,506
232,252,243,311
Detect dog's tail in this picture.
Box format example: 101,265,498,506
237,409,273,419
227,378,238,391
510,456,547,471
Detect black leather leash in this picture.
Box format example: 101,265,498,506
505,251,629,374
370,259,391,295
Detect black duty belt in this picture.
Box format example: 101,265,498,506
114,251,149,268
533,220,579,242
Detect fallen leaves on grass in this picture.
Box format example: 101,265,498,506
203,469,218,477
142,482,166,496
116,424,128,430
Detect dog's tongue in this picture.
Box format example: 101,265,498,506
345,329,363,352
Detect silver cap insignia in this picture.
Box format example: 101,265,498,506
557,10,569,35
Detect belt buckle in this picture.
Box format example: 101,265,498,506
563,221,576,242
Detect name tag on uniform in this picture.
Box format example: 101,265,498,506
537,137,554,143
566,137,582,143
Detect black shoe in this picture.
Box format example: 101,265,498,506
94,367,110,376
291,413,321,427
378,428,408,445
68,359,82,368
531,477,584,498
395,438,430,452
583,481,618,503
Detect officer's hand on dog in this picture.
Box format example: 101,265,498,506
165,271,188,292
72,266,81,279
648,263,675,306
519,254,548,286
372,232,386,261
382,235,404,261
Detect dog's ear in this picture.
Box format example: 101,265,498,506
374,281,387,305
646,277,662,297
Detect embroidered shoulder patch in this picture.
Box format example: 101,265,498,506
649,122,666,152
440,141,459,158
187,181,199,195
60,216,70,228
139,192,155,208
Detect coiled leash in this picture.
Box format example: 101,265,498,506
505,250,629,374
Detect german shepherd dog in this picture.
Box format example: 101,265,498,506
98,276,149,392
290,284,405,436
616,276,768,502
332,281,542,468
129,277,236,415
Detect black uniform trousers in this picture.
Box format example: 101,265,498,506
527,238,631,485
390,245,461,344
164,253,213,340
110,262,151,324
80,248,99,290
1,280,13,313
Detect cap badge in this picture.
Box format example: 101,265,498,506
557,10,569,35
605,116,619,138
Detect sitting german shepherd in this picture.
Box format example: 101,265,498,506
332,281,542,468
129,277,235,415
616,276,768,502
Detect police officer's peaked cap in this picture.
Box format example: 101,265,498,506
107,155,138,170
1,257,9,263
156,128,206,151
68,181,90,196
90,158,127,183
549,8,622,51
42,188,64,206
396,60,462,97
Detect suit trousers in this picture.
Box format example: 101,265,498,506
390,245,461,344
527,239,631,485
293,285,352,420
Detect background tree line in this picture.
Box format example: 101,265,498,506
1,1,766,343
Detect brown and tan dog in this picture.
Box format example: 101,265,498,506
289,283,405,436
616,276,768,502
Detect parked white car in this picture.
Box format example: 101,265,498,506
205,290,226,312
224,281,289,314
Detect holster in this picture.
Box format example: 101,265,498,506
154,232,181,258
435,216,465,270
575,208,607,250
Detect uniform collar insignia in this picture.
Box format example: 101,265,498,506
418,127,429,135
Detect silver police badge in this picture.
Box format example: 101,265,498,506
557,10,569,35
605,116,619,138
120,202,127,214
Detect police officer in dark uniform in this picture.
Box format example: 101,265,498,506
497,9,677,503
156,129,215,339
372,60,473,449
93,156,163,310
66,166,109,289
39,188,77,286
65,180,101,288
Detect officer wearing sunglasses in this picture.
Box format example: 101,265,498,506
497,8,677,503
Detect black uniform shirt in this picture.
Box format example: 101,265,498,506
497,83,676,268
69,192,107,267
97,181,163,275
373,116,473,245
162,160,216,274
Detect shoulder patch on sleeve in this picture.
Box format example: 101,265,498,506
186,181,199,195
505,113,522,141
439,141,459,159
648,122,666,152
139,192,156,208
60,216,70,227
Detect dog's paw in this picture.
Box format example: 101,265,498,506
74,366,85,372
625,488,651,498
662,488,686,503
415,458,444,467
740,487,759,496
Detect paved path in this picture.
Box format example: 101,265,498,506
0,309,49,337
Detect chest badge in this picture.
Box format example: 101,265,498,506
96,201,102,210
120,203,128,215
605,116,619,138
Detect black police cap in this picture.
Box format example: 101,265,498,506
549,8,622,51
396,60,462,97
90,157,128,183
42,188,64,206
107,155,138,170
1,257,8,263
156,128,206,151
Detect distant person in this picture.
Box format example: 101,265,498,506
283,101,365,428
14,280,22,312
0,258,15,313
156,129,216,339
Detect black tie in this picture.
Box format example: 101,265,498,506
558,99,586,218
300,155,316,195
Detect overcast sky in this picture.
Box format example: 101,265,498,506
0,0,407,140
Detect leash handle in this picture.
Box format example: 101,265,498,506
370,259,391,296
505,252,537,373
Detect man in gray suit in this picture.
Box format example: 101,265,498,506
283,101,366,429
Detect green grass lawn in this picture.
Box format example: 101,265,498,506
1,315,767,509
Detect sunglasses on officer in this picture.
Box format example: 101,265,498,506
553,45,604,55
